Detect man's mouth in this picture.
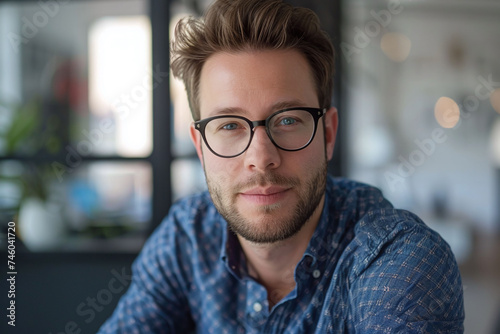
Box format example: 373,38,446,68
239,186,291,206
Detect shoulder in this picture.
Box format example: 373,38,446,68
342,197,457,283
132,191,223,290
355,209,431,260
326,176,446,265
344,209,465,332
136,190,222,267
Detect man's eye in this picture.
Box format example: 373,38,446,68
221,123,239,130
279,117,297,126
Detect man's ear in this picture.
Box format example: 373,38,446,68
189,123,204,167
324,107,338,161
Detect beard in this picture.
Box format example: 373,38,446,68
205,160,327,244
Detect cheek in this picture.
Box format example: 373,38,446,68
204,155,239,182
293,142,326,173
280,149,321,177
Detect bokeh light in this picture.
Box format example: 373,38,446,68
380,32,412,62
434,96,460,128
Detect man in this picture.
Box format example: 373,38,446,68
100,0,464,332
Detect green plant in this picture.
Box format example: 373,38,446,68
1,99,41,155
0,99,50,206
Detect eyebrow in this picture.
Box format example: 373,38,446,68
270,100,311,111
208,107,249,117
207,99,312,118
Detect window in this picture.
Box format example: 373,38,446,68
0,0,155,252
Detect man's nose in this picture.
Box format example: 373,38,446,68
243,126,281,172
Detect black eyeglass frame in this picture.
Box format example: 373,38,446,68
194,107,327,158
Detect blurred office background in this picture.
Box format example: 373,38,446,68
0,0,498,333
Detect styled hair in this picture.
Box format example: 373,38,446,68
171,0,335,121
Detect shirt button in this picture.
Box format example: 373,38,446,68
313,269,321,278
253,302,263,312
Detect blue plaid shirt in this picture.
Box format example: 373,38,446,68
99,176,464,333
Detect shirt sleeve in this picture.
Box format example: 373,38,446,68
98,207,195,334
348,213,465,333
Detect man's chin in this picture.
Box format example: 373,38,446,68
227,212,303,244
241,203,283,215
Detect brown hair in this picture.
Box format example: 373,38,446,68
171,0,335,121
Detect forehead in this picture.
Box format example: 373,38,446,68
198,49,318,119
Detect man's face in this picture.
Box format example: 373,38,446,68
190,49,337,244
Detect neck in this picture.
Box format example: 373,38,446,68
238,195,325,307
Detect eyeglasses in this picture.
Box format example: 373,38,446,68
194,107,326,158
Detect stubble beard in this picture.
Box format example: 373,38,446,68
205,160,327,244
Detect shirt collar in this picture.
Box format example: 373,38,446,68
220,221,248,280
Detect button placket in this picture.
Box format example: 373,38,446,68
245,279,268,329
